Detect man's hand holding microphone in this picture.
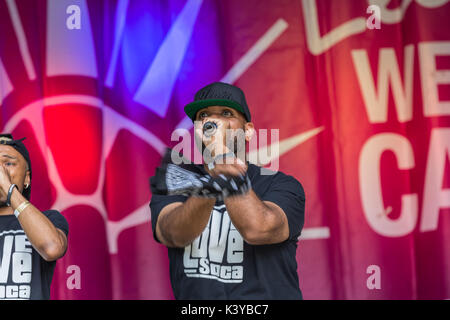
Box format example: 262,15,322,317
150,117,252,201
195,118,247,177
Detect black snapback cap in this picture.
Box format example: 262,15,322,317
184,82,251,122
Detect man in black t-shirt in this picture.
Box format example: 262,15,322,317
0,134,68,300
150,82,305,299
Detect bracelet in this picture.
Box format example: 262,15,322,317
6,184,17,207
14,201,31,218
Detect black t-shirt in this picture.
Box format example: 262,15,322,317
0,210,69,300
150,163,305,300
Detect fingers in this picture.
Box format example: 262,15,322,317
0,164,11,182
0,165,12,200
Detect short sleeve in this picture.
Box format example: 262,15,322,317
43,210,69,237
150,193,187,243
260,173,305,241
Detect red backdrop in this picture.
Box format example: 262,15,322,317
0,0,449,299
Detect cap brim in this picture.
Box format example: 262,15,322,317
184,99,245,121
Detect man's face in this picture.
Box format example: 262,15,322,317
194,106,254,161
0,144,30,204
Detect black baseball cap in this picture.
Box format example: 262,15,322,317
0,134,32,200
184,82,252,122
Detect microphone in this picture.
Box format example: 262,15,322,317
203,121,217,137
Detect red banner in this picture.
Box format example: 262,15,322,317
0,0,449,299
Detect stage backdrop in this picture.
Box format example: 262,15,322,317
0,0,449,299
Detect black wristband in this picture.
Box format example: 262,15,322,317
7,184,18,207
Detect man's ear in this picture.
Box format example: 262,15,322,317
244,122,255,142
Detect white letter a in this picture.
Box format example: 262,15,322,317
66,5,81,30
366,265,381,290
